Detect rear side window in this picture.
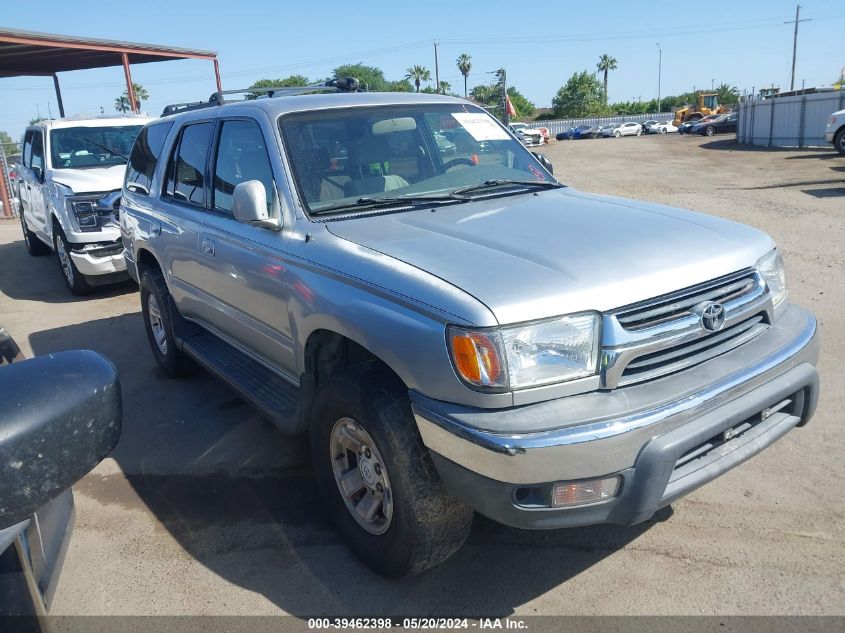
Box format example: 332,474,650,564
162,122,213,206
125,122,174,195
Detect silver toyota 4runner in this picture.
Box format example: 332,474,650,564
121,81,819,577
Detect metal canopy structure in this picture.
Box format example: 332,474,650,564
0,28,221,217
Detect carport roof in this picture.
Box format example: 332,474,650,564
0,28,218,77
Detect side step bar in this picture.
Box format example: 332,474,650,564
182,332,300,434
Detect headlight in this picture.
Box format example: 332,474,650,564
756,249,788,317
66,197,103,231
448,312,600,391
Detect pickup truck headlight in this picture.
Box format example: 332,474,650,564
66,197,111,232
448,312,600,391
756,249,788,317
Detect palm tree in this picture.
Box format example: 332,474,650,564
114,83,149,113
439,80,451,94
405,65,431,93
596,54,618,103
456,53,472,97
715,83,740,106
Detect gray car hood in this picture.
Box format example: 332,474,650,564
325,187,774,325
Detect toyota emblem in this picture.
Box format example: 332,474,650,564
700,302,726,332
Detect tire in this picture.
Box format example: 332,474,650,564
614,131,621,138
20,213,50,256
310,362,473,577
636,128,642,137
705,126,716,137
591,132,598,139
140,268,196,376
53,227,91,295
661,128,667,134
834,128,845,156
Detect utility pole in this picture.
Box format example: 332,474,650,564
656,43,662,114
500,68,509,126
433,41,440,94
785,5,811,91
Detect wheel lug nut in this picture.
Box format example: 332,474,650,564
374,464,382,475
376,483,384,493
364,448,371,459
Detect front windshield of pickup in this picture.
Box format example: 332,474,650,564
50,125,142,169
279,104,556,215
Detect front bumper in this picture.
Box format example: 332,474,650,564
68,241,127,278
824,130,835,143
412,305,819,529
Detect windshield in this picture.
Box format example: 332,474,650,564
279,104,557,215
50,125,143,169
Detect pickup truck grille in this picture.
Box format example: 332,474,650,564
601,269,773,389
616,270,758,331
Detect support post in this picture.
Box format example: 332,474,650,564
121,52,137,113
213,59,222,93
52,74,65,118
0,148,11,218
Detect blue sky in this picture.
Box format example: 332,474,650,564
2,0,844,145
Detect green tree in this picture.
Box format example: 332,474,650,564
439,80,451,94
405,65,431,92
247,75,311,98
552,71,606,118
333,64,388,92
114,83,149,113
470,84,499,105
715,83,740,106
507,87,535,118
596,54,618,103
456,53,472,97
386,79,414,92
0,130,18,157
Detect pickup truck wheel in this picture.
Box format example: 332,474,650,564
310,363,473,577
140,269,195,376
835,128,845,156
21,214,50,256
54,228,91,295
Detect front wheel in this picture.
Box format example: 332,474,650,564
54,227,91,295
661,128,667,134
834,128,845,156
614,131,621,138
705,126,716,137
310,362,473,577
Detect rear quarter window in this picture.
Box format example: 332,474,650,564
125,122,174,195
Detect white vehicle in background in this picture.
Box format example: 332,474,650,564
649,120,679,134
509,122,544,146
17,116,150,294
824,109,845,155
603,122,643,138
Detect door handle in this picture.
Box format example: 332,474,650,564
201,239,215,257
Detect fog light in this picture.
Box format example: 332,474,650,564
552,477,619,507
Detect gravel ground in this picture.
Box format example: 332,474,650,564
0,133,842,617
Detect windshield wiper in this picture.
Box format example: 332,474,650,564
310,194,460,216
450,179,564,197
78,137,128,161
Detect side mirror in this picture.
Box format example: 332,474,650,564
0,350,122,530
31,165,43,182
232,180,281,231
532,152,554,175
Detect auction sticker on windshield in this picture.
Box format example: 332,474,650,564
451,112,510,141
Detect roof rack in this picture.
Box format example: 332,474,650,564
161,76,360,117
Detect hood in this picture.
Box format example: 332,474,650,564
49,165,126,194
325,188,773,325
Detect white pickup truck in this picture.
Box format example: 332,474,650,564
17,116,149,294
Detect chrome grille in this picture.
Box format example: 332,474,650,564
601,269,773,389
616,270,758,331
618,315,767,386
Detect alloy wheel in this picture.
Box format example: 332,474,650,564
147,293,168,355
55,235,74,286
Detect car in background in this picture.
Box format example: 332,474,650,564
823,109,845,155
434,131,457,155
509,123,543,147
649,120,679,134
678,114,719,135
603,121,642,138
641,120,659,132
695,112,738,136
568,124,602,140
0,326,121,624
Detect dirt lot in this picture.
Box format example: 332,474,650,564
0,134,842,616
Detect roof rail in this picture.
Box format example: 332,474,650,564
161,77,360,117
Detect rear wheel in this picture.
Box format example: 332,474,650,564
705,126,716,137
661,128,667,134
636,128,642,137
54,227,91,295
310,362,473,577
20,213,50,256
140,269,196,376
835,128,845,156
